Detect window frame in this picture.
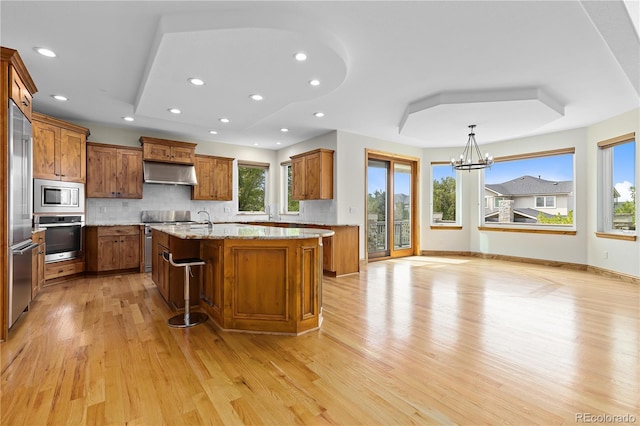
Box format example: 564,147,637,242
281,161,299,215
535,195,556,208
597,132,636,239
430,162,462,228
479,148,576,234
237,161,269,214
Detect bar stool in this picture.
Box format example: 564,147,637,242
162,251,208,328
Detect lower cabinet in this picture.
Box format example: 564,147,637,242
31,231,45,299
85,225,142,272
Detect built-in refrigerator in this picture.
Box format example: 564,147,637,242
8,99,37,328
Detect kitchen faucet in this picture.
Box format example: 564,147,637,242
197,210,213,229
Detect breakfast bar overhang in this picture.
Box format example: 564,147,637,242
151,223,334,335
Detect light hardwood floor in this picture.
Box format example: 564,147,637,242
1,256,638,425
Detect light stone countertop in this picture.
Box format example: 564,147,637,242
150,223,335,240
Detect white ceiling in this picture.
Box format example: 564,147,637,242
1,1,638,150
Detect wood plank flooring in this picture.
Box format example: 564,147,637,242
2,256,638,425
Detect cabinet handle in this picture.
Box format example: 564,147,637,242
61,174,66,177
22,100,29,107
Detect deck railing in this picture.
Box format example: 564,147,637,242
367,220,411,252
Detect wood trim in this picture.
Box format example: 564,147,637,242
365,148,420,163
1,59,8,341
597,132,635,148
290,148,335,160
280,160,292,166
478,226,577,235
430,226,463,230
594,232,637,241
237,160,270,168
138,136,197,149
430,161,452,166
32,112,90,137
586,265,640,284
494,147,575,163
87,141,142,152
195,153,234,161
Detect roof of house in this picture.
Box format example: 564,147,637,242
485,175,573,196
485,207,556,219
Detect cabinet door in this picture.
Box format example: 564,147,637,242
10,66,32,121
171,146,195,164
59,129,86,182
119,235,140,269
116,149,143,198
291,156,306,200
87,145,117,198
97,236,120,271
193,156,214,200
32,246,39,298
143,143,171,162
213,158,233,200
33,121,60,180
304,152,322,199
157,244,170,300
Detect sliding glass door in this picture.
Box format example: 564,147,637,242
367,153,417,259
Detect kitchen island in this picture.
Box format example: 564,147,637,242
151,223,334,335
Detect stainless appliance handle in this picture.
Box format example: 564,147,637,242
39,223,84,228
12,242,39,255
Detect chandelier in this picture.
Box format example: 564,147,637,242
451,125,494,171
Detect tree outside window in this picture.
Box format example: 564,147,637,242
238,164,267,212
432,164,458,224
284,164,299,213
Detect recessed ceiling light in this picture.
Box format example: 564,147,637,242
253,142,259,146
313,112,325,118
209,130,218,135
280,128,289,133
168,108,181,114
294,52,307,61
219,118,230,123
309,79,320,86
188,77,205,86
276,142,282,145
123,116,135,122
249,94,263,101
34,47,56,57
51,95,68,101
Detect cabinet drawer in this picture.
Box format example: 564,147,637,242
32,230,46,243
97,225,140,236
45,260,85,280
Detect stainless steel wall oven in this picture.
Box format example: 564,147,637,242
35,215,85,263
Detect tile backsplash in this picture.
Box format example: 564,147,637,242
86,183,337,225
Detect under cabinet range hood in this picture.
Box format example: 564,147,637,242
143,161,198,185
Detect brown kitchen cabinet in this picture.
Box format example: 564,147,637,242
151,229,200,309
31,231,45,299
139,136,196,164
85,226,141,272
32,112,89,183
9,64,33,121
290,148,334,200
86,142,143,198
191,154,234,201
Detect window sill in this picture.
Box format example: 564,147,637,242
478,226,576,235
237,212,267,215
280,213,300,217
594,232,637,241
430,225,463,230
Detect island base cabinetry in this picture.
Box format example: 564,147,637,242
200,238,321,335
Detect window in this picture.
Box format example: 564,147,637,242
535,196,556,208
431,163,460,226
282,162,299,213
482,148,575,226
238,162,268,213
598,133,636,235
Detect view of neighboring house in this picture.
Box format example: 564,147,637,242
484,175,574,223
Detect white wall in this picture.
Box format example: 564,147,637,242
585,108,640,277
336,131,423,259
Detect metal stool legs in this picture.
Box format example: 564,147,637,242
162,252,208,328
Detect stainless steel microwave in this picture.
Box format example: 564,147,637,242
34,179,85,214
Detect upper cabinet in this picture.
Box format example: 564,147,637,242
87,142,143,199
32,112,89,183
2,48,37,122
290,148,334,200
192,154,234,201
139,136,196,164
